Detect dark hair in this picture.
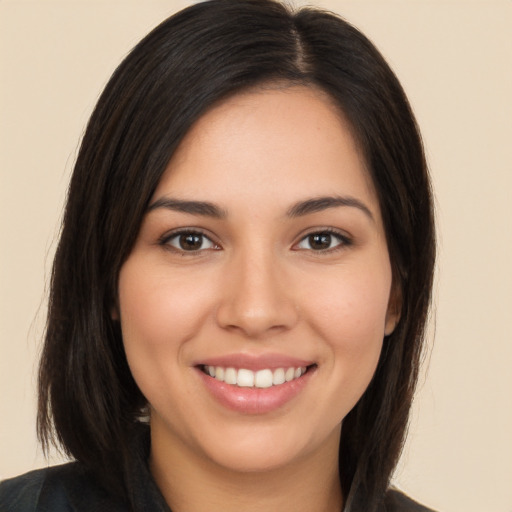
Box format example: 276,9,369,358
38,1,435,510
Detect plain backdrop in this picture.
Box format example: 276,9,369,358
1,1,511,511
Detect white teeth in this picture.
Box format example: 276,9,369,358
224,367,237,385
285,367,295,382
203,365,309,388
254,369,273,388
237,369,254,387
272,368,285,385
215,366,224,381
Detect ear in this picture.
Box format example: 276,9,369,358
110,303,120,321
384,283,402,336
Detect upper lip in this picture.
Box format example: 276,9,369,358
194,353,315,371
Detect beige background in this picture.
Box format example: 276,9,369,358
1,1,511,511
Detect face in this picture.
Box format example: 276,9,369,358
118,86,398,474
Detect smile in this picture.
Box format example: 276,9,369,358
201,365,308,388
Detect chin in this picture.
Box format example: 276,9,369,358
195,421,341,475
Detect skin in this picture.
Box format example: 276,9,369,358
118,86,399,512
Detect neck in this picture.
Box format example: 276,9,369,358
149,422,343,512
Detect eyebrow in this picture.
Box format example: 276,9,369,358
147,197,227,218
147,195,373,221
286,195,374,221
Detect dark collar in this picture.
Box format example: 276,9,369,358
125,424,171,512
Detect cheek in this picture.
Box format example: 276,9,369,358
304,264,391,393
117,259,217,394
119,260,213,344
307,267,392,343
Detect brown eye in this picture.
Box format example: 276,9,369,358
181,234,203,250
296,231,350,252
164,231,217,252
308,233,333,250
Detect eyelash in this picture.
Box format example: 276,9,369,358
159,229,219,254
159,228,352,254
294,228,352,253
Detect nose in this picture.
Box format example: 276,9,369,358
215,248,299,338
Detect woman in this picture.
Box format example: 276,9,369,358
0,1,436,511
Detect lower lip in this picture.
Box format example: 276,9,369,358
196,367,315,414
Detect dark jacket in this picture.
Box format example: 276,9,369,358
0,428,437,512
0,465,438,512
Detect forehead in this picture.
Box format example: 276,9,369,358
153,85,377,212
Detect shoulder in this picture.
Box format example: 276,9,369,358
0,463,127,512
384,488,439,512
0,466,47,512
